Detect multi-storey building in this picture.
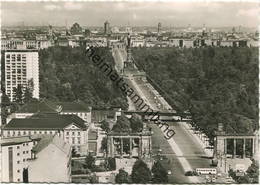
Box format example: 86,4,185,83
1,135,71,183
5,50,39,102
28,135,71,183
1,136,40,182
2,114,88,154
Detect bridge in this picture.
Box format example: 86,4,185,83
123,110,192,122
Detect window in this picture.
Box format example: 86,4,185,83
17,170,20,173
17,153,20,156
39,131,42,134
66,132,69,136
17,179,20,182
23,159,26,162
34,131,37,134
17,161,20,164
78,132,81,136
17,146,20,149
44,131,47,134
72,138,75,144
72,132,75,136
26,151,29,154
23,131,26,135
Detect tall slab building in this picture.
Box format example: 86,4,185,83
5,50,39,102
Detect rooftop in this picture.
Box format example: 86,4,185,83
4,114,87,130
0,135,42,146
16,100,90,113
32,135,71,155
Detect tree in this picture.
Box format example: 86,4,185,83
14,84,23,104
84,29,91,37
70,23,82,35
112,114,131,133
23,79,34,103
131,159,152,183
130,114,143,132
132,47,258,140
151,161,168,183
115,169,131,183
246,159,259,183
101,137,107,153
38,46,128,110
106,157,116,171
100,120,110,133
71,148,78,157
84,154,95,170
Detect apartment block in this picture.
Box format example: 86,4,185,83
5,50,39,102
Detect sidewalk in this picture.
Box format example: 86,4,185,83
182,123,213,158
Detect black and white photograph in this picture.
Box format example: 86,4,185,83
0,0,259,184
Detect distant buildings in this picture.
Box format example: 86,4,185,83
4,51,39,102
0,135,71,183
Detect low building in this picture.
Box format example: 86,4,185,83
3,114,88,154
91,107,121,124
107,128,152,159
131,39,145,47
7,100,92,123
28,135,71,183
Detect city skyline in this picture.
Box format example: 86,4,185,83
1,1,259,28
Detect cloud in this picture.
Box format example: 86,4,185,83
64,2,83,10
44,4,61,11
237,7,259,17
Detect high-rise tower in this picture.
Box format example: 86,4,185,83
104,21,110,34
5,51,39,102
158,22,162,35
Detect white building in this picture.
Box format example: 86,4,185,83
3,114,89,154
1,135,71,183
5,51,39,102
28,135,71,183
0,136,39,182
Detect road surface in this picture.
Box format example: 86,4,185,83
112,47,212,183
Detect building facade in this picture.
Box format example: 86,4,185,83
1,135,71,183
1,136,39,182
5,51,39,102
28,135,71,183
2,114,89,154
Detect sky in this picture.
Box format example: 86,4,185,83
1,1,259,28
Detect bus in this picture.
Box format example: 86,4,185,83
196,168,217,175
